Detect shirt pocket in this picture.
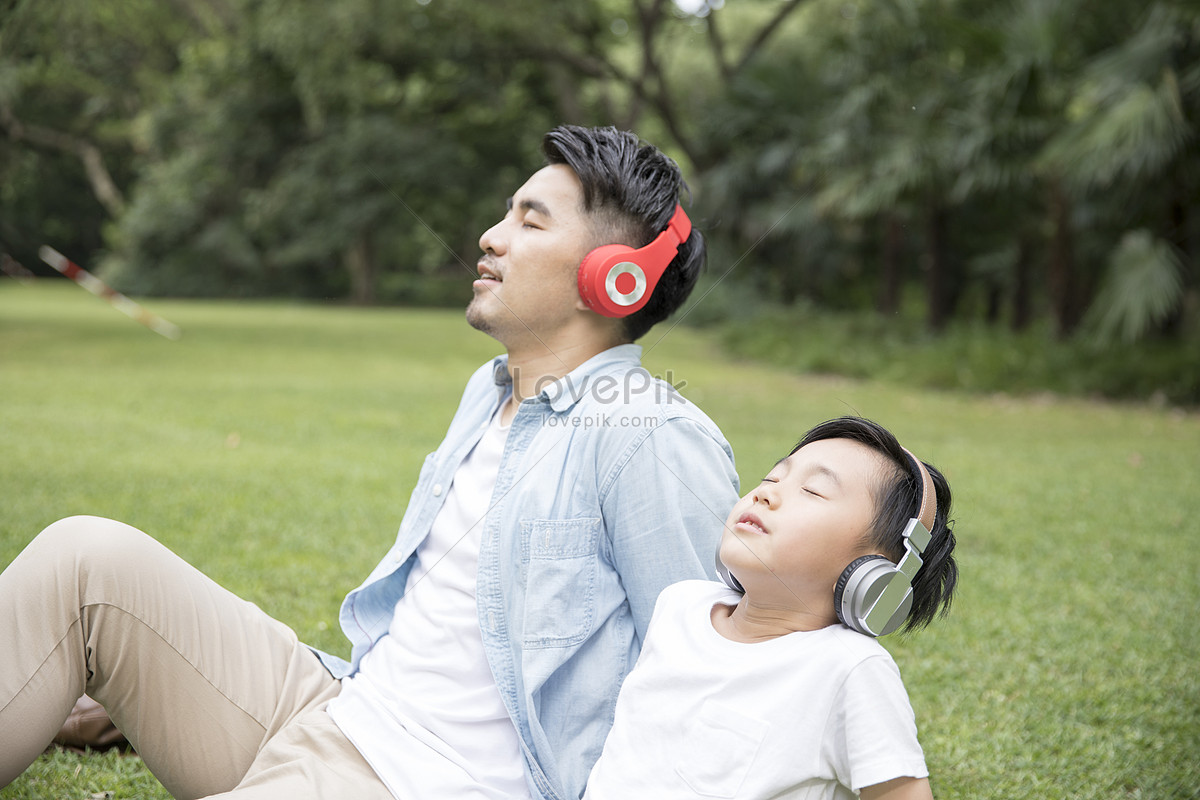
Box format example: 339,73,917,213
521,517,600,649
674,701,768,798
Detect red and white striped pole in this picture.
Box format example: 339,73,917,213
38,246,182,340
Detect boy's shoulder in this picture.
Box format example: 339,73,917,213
823,623,897,663
646,580,734,631
661,579,737,605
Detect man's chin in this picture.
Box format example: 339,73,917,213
465,302,496,337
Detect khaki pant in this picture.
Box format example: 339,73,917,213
0,516,392,800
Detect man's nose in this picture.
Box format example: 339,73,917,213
479,219,506,255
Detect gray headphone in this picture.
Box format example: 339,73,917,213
715,447,936,638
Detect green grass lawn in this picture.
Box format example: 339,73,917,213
2,282,1198,799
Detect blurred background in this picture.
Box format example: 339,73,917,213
2,0,1197,404
2,5,1199,797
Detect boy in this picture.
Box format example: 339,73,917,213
584,416,958,800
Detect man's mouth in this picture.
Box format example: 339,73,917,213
476,261,503,283
736,513,768,535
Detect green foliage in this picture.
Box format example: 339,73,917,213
2,284,1198,799
695,0,1200,341
1040,3,1195,191
22,0,572,300
1085,229,1187,344
2,0,1198,378
716,303,1200,406
0,0,189,267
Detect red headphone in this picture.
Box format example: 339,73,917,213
577,204,692,318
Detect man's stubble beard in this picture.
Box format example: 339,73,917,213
465,297,497,338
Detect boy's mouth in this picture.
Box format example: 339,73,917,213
736,513,768,535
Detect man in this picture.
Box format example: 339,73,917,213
0,125,740,800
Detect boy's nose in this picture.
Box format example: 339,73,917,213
752,486,778,508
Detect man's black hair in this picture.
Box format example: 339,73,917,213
541,125,705,342
792,416,959,633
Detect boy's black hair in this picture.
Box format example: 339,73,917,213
793,416,958,633
541,125,705,342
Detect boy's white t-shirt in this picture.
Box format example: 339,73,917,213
584,580,928,800
329,407,532,800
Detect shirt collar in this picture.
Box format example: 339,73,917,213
491,356,513,389
491,343,644,413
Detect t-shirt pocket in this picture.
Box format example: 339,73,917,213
674,700,768,798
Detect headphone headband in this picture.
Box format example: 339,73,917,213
846,447,937,636
902,447,936,538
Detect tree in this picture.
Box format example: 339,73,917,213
0,0,196,269
103,0,563,300
684,0,1198,342
3,0,1196,340
1040,2,1199,342
689,0,977,329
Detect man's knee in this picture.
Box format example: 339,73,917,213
39,514,125,546
31,516,160,588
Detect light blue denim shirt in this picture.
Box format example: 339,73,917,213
315,343,739,800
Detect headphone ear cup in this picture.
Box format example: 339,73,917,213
715,548,744,593
579,245,633,286
834,555,895,636
577,244,643,318
577,203,692,319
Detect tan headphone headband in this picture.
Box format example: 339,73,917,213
901,447,936,535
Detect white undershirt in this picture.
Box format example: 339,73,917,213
329,407,531,800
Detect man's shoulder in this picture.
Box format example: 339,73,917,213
431,356,506,440
454,355,508,402
580,361,723,428
466,354,508,386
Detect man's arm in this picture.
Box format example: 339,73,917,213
601,416,740,639
860,776,934,800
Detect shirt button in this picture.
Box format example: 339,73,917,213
432,483,443,496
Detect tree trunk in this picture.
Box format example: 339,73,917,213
877,214,903,314
1011,236,1033,332
1047,178,1080,338
1160,178,1191,337
925,201,953,331
985,284,1002,324
344,233,376,305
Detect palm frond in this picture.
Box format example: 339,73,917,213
1086,229,1185,343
